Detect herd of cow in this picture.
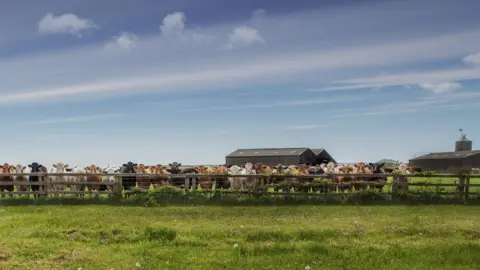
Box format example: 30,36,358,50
0,161,417,198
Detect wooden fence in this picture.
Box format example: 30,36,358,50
0,173,479,198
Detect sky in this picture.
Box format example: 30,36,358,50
2,0,480,167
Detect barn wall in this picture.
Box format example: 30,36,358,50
226,156,301,166
409,158,476,173
315,152,336,164
463,155,480,169
299,150,317,165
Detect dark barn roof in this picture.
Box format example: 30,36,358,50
227,148,310,157
410,150,480,160
311,149,337,163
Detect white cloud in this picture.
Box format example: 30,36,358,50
313,67,480,92
3,8,480,105
37,13,96,36
105,32,138,51
160,12,186,36
226,26,264,49
418,82,462,94
286,124,330,130
463,52,480,67
16,113,123,126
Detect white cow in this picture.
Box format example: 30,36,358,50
49,162,69,196
11,164,29,197
228,165,244,190
103,167,120,192
68,166,86,193
243,163,258,191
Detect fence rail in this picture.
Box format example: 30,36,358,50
0,173,478,199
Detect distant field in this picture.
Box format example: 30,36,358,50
0,205,479,269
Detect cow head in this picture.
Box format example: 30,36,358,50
53,162,69,172
122,162,137,173
11,164,27,173
2,163,11,173
168,162,182,174
28,162,43,173
86,165,101,174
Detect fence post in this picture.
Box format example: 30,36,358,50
113,175,123,197
465,176,470,200
185,176,190,192
457,176,465,196
192,177,197,194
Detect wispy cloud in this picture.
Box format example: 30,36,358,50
3,10,480,104
174,96,363,113
463,52,480,67
313,65,480,93
37,13,96,37
286,124,330,130
332,91,480,118
16,113,124,126
105,32,138,51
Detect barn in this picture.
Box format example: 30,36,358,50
409,150,480,173
409,131,480,172
225,148,318,166
311,149,337,164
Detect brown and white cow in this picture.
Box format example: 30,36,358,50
392,163,412,193
194,166,214,190
353,162,372,191
150,164,171,188
0,163,14,197
135,164,152,190
84,165,103,195
11,164,29,197
49,162,69,196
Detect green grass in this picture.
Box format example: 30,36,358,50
0,205,479,269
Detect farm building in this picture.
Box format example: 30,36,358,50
226,148,320,166
409,130,480,173
311,149,337,164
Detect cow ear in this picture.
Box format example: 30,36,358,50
53,164,57,168
64,164,69,168
168,163,172,166
122,164,127,167
28,165,32,168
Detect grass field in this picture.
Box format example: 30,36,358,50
0,206,479,269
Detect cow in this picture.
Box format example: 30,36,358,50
84,165,102,196
352,162,372,191
243,163,258,191
103,167,120,193
271,164,289,192
11,164,29,197
149,165,171,188
253,163,273,190
228,165,244,191
69,166,86,195
337,164,355,193
136,164,152,190
49,162,69,196
213,165,230,189
392,163,411,193
27,162,46,199
168,162,198,190
194,166,214,190
368,163,387,192
290,164,310,192
0,163,14,197
120,162,137,196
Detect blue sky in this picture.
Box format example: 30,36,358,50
2,0,480,166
